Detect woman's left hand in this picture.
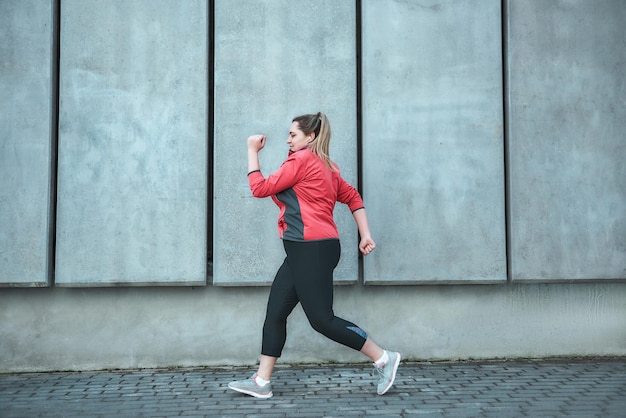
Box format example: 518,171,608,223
359,236,376,256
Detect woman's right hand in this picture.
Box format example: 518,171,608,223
248,135,266,152
359,236,376,256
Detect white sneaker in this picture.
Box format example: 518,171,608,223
376,351,401,395
228,373,273,399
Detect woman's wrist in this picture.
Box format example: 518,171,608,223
248,149,261,172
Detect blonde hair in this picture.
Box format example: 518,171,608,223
292,112,334,170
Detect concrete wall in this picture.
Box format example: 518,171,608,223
362,0,506,284
213,0,359,285
0,0,53,286
1,284,625,372
507,0,626,281
1,0,625,372
55,0,207,285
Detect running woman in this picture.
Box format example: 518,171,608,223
228,112,400,399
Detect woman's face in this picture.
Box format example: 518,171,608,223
287,122,311,152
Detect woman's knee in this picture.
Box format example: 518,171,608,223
307,313,334,336
264,307,288,328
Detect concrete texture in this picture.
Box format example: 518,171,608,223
507,0,626,281
213,0,359,285
55,0,208,285
361,0,507,283
0,0,53,286
1,283,625,372
1,0,625,374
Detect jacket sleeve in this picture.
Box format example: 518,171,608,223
248,155,302,198
336,175,364,212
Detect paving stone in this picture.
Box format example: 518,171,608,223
0,359,624,417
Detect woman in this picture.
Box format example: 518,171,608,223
228,112,400,399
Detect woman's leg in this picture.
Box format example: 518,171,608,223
228,255,298,398
360,337,385,362
260,255,299,361
284,240,369,352
257,355,277,381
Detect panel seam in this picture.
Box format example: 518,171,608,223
48,0,61,287
502,0,512,284
355,0,364,284
207,0,215,284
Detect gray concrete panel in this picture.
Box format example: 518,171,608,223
55,0,207,286
0,0,53,286
507,0,626,281
361,0,506,283
2,283,625,371
213,0,358,285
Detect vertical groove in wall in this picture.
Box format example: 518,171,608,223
48,0,61,286
356,0,363,194
501,0,512,283
355,0,364,283
207,0,215,283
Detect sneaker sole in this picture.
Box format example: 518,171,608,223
378,352,401,395
228,383,273,399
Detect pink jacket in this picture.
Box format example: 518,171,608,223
248,147,364,241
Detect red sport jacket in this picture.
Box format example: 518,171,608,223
248,147,364,241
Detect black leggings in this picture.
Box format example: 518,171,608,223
261,239,368,358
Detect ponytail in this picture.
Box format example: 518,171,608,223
292,112,335,170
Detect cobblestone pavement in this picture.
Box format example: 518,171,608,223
1,359,625,417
